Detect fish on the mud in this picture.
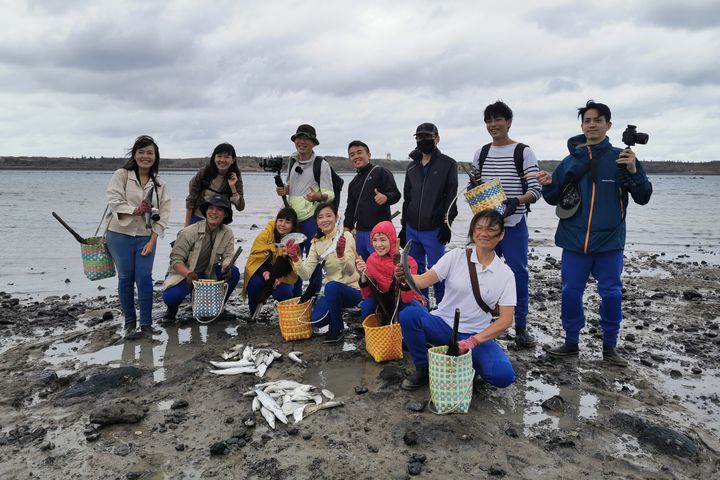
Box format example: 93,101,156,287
209,366,258,375
321,389,335,400
255,390,288,424
255,363,268,378
260,406,276,429
302,401,344,419
288,351,303,364
209,360,254,369
252,396,261,412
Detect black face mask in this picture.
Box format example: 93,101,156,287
416,139,436,155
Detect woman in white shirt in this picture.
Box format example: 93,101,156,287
395,209,516,390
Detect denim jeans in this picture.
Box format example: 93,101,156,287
162,265,240,309
105,231,156,328
245,271,294,315
399,306,515,388
311,281,362,334
406,224,446,303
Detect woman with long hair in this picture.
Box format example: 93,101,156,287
185,143,244,226
105,135,171,338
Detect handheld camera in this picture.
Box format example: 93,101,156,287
258,156,284,174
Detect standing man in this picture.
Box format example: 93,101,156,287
537,100,652,367
343,140,401,260
400,123,458,304
469,101,541,348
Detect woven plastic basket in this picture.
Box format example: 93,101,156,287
276,297,313,341
428,345,475,414
192,279,228,322
464,177,507,215
80,236,116,281
362,313,403,362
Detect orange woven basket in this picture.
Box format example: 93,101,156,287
362,313,403,362
276,297,313,341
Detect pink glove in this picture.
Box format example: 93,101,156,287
457,336,480,355
335,236,346,258
133,200,152,216
393,263,405,283
285,239,300,262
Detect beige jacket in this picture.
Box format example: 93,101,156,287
106,168,171,237
163,221,236,289
294,230,360,288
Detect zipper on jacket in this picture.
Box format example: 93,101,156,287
417,172,427,228
583,147,596,254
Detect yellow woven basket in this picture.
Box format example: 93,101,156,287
464,177,507,215
362,313,403,362
276,297,313,341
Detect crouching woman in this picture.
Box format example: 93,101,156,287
396,209,516,390
162,195,240,321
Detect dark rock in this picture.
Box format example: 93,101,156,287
231,428,251,440
209,441,229,455
243,417,256,428
170,399,189,409
113,444,131,456
682,290,702,301
57,367,142,401
85,433,100,442
410,453,427,463
302,432,312,440
670,369,682,379
609,413,650,434
638,426,697,457
691,367,702,374
640,358,654,367
406,401,426,412
224,416,234,424
650,292,665,299
89,399,144,426
403,430,418,446
39,441,54,451
488,467,507,477
377,365,404,387
175,443,185,451
354,385,368,395
126,473,143,480
408,462,423,476
625,333,636,342
31,369,58,386
541,395,566,412
504,424,520,438
367,443,378,453
102,311,114,321
287,427,299,436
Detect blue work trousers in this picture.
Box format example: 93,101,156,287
495,217,529,329
399,306,515,388
360,297,423,319
561,249,624,348
245,272,294,315
406,224,446,303
162,265,240,309
311,281,362,334
105,231,156,328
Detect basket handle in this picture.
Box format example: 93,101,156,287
193,281,230,324
428,378,474,415
293,297,323,324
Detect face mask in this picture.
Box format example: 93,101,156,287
416,138,435,154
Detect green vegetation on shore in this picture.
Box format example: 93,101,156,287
1,155,719,175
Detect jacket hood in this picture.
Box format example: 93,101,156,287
370,221,398,256
567,134,612,155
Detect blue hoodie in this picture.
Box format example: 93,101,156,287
542,135,652,254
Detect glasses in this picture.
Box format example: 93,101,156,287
473,226,502,236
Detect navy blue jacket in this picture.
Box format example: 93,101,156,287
542,135,652,254
402,148,458,231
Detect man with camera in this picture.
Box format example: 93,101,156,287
536,100,653,367
343,140,401,260
468,101,542,349
276,124,335,256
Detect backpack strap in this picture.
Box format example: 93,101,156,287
475,143,492,177
465,248,494,314
513,143,531,213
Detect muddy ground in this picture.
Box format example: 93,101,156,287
0,252,719,479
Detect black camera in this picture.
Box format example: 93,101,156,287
151,208,161,222
621,125,649,147
258,156,284,174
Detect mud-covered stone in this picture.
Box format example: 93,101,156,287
89,399,144,426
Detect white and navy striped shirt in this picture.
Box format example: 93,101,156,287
470,143,541,227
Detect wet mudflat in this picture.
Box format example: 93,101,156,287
0,253,719,479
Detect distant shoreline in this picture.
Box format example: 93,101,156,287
1,156,719,175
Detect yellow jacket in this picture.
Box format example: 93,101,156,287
242,220,298,299
293,230,359,289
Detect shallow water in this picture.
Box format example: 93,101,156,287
1,171,718,299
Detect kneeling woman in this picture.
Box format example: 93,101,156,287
355,220,424,321
396,209,516,390
243,207,299,317
286,202,360,344
162,195,241,320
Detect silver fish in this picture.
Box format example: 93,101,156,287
255,363,268,378
252,397,261,412
276,232,307,248
263,354,274,367
312,395,323,405
209,366,258,375
271,351,283,359
260,406,276,429
302,401,344,419
230,343,245,352
288,351,304,364
282,401,303,416
255,390,288,424
257,380,305,391
321,389,335,400
254,352,266,367
242,346,253,361
401,240,425,299
210,360,254,369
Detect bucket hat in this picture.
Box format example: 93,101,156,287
291,124,319,145
556,183,581,219
199,194,233,224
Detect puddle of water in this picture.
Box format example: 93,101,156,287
157,399,174,411
306,357,384,398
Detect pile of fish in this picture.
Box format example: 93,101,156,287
243,380,343,429
208,344,304,378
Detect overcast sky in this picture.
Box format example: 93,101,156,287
2,0,719,162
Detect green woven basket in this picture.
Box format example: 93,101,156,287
428,345,474,414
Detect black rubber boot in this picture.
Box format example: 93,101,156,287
140,325,162,336
544,342,579,357
603,346,628,367
323,330,345,344
401,367,429,391
514,328,537,348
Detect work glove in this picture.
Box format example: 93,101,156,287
133,200,152,216
335,236,346,258
437,224,452,245
285,239,301,263
502,197,520,218
185,271,199,288
393,263,405,284
398,223,407,248
457,336,480,355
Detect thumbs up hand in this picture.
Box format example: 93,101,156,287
373,188,387,205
